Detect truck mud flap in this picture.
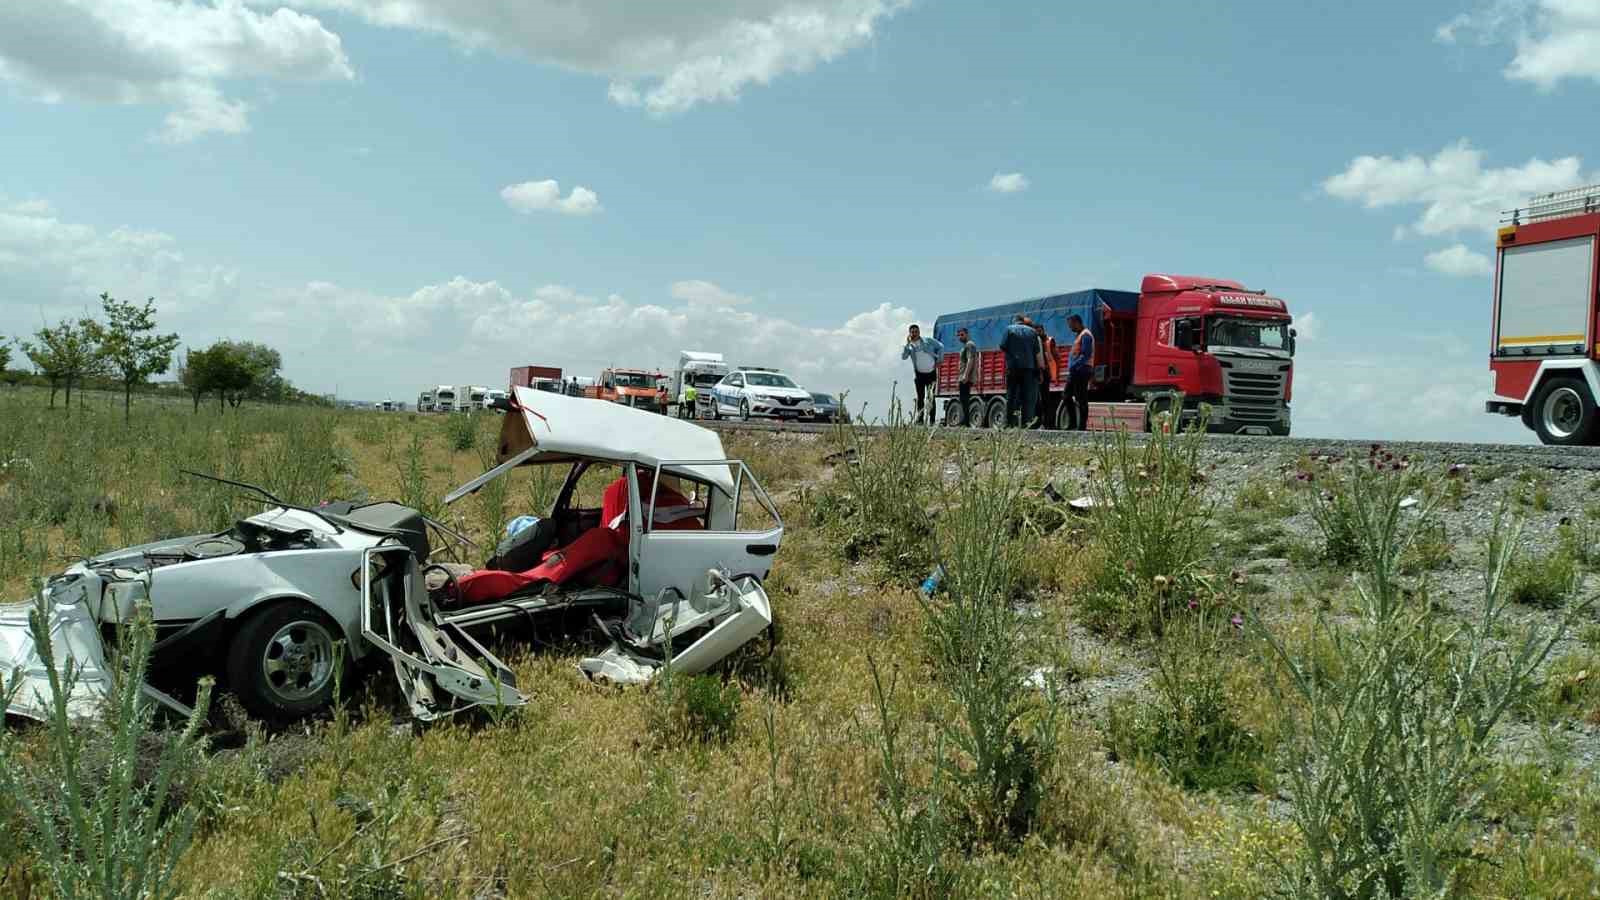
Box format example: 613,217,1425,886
360,547,526,722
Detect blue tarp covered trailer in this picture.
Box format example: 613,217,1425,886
930,289,1140,352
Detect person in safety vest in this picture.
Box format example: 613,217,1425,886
683,384,698,419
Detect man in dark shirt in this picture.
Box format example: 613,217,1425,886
956,327,978,425
1000,315,1039,428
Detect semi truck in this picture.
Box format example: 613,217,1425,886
670,351,729,418
1485,184,1600,445
510,365,563,393
932,275,1296,434
418,390,435,413
434,385,458,413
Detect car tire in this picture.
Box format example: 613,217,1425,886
966,397,985,428
1532,376,1599,446
986,396,1008,429
740,399,751,421
226,600,349,723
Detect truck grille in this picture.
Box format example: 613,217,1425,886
1222,365,1288,423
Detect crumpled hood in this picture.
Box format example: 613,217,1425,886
1,575,112,721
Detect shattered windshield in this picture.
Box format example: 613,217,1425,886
1206,317,1290,352
745,373,797,388
614,373,654,388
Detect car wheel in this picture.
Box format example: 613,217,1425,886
1533,376,1598,446
985,396,1008,429
740,399,751,421
227,600,348,723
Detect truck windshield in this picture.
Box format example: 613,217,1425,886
1206,317,1290,352
693,372,723,387
746,373,797,388
614,373,654,388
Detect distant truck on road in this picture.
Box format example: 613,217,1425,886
433,385,458,413
588,368,668,414
932,274,1296,434
1486,184,1600,445
510,365,564,393
670,351,728,418
418,390,435,413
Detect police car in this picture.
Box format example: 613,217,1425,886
710,367,816,421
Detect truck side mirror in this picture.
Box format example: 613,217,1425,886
1288,327,1298,356
1174,320,1196,351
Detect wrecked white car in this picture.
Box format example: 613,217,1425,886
1,387,782,724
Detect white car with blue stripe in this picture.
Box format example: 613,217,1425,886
710,367,815,420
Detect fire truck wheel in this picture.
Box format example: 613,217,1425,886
985,397,1008,429
965,397,984,428
1532,377,1598,446
942,399,965,427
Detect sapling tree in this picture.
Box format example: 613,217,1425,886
23,316,104,410
89,293,180,423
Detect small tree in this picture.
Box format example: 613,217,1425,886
23,317,103,410
178,346,218,413
89,293,181,423
0,336,11,376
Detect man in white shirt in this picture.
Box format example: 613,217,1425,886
901,324,945,425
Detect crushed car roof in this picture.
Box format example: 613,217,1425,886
445,387,733,506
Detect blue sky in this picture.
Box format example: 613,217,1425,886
4,0,1600,441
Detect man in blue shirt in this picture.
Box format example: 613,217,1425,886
1000,314,1039,428
1064,314,1095,430
901,324,945,425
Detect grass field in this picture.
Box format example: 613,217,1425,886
2,387,1599,899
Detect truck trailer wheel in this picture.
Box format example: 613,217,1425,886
986,397,1009,429
1532,377,1598,445
942,399,966,427
965,397,985,428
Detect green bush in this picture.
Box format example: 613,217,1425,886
651,675,741,746
1080,401,1215,635
1397,520,1451,575
441,412,479,452
1108,604,1264,792
1255,458,1591,899
1508,547,1579,609
812,397,935,580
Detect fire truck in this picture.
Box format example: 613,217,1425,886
932,275,1296,433
1486,185,1600,445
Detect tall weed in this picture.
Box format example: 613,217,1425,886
813,398,935,580
922,429,1061,847
1256,459,1592,898
1081,403,1214,634
0,593,213,900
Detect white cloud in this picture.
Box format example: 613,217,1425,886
282,0,909,114
670,279,752,307
1323,140,1586,238
1424,243,1495,277
1439,0,1600,89
1292,310,1318,341
0,0,354,142
988,172,1029,194
500,180,602,216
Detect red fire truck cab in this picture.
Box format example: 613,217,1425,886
1486,185,1600,445
932,275,1296,434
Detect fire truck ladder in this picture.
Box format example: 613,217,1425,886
1503,184,1600,225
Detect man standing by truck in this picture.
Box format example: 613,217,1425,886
902,324,944,425
957,326,978,423
1064,314,1094,430
1001,314,1039,427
